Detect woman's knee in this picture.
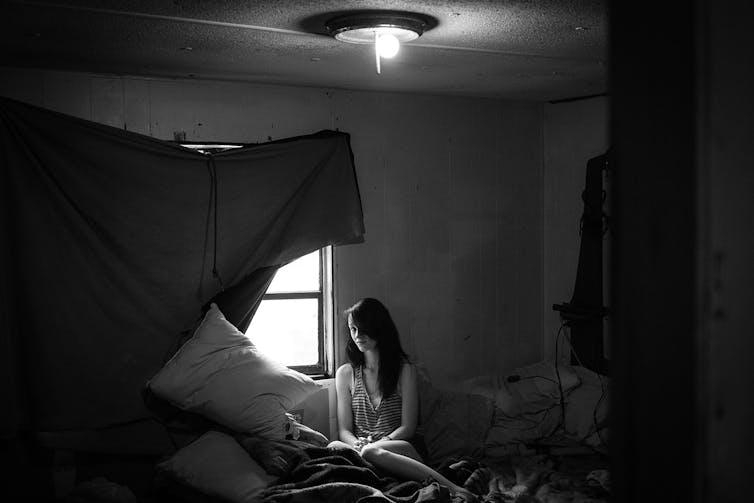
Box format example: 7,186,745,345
378,440,423,462
360,443,385,463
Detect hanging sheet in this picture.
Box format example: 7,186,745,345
0,97,364,433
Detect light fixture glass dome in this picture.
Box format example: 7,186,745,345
333,25,420,45
326,11,428,74
326,12,427,44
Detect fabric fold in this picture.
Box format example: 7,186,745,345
0,97,364,433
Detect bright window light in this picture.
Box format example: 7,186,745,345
244,248,332,374
246,297,319,366
266,251,319,293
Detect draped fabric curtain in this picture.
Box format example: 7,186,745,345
0,97,364,435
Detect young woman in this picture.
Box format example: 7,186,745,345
328,298,477,501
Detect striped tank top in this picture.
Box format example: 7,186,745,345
351,365,402,440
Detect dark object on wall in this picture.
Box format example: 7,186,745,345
553,150,610,374
0,97,365,435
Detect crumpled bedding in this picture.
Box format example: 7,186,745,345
450,362,609,456
260,443,609,503
261,445,447,503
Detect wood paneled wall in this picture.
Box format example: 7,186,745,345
0,67,544,387
331,93,544,386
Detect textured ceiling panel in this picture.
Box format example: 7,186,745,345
1,0,608,101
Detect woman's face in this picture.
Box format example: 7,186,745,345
348,314,377,352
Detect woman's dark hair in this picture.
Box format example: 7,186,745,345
344,298,408,398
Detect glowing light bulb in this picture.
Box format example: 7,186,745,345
376,33,400,58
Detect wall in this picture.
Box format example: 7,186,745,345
542,97,610,362
700,1,754,496
0,66,544,396
331,92,544,386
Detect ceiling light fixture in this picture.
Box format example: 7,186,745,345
326,12,428,74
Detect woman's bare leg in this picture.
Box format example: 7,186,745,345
360,442,477,500
370,439,423,461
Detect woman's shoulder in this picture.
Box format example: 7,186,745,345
399,361,417,381
335,363,354,380
400,360,416,372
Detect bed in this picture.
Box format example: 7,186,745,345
251,440,607,503
144,303,609,503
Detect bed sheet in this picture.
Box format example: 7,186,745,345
258,442,609,503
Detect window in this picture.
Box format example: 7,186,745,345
181,142,334,377
246,247,334,376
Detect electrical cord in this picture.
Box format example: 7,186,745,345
560,327,608,446
494,404,560,431
499,328,570,439
500,323,607,444
507,374,560,386
553,322,567,436
500,375,564,435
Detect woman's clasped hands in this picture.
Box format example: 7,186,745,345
353,435,374,453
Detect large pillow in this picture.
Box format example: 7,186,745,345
483,403,563,449
416,365,495,467
147,303,323,439
452,361,581,416
156,430,275,503
505,361,581,415
563,366,609,442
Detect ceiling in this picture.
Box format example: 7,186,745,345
1,0,608,102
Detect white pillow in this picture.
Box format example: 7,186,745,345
509,361,581,410
450,361,581,416
563,366,609,441
157,430,275,502
147,303,323,438
415,364,495,466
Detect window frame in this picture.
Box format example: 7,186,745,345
266,246,333,378
179,141,335,378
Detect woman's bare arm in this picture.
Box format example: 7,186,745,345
334,363,360,446
380,363,418,441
